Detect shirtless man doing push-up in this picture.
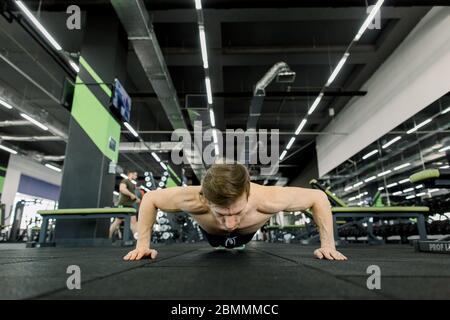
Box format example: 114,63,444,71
124,163,347,261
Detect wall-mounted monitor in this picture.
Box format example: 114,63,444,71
111,79,131,123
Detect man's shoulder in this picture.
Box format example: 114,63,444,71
250,184,285,214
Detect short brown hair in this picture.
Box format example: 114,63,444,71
201,163,250,207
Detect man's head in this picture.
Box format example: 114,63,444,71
201,163,250,231
127,169,138,181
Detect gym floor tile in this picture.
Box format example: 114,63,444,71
0,242,448,300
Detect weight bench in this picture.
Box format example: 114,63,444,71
309,179,430,242
37,207,137,246
410,168,450,188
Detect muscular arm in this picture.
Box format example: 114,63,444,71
124,186,205,260
261,186,347,260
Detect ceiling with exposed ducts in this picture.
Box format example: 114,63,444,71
0,0,443,185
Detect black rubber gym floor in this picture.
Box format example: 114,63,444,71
0,242,449,300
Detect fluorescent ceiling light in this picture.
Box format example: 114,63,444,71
354,0,385,41
441,106,450,114
406,118,432,134
0,99,13,109
386,183,398,189
356,192,368,199
378,187,384,191
151,152,161,162
20,113,48,131
415,185,424,189
15,1,63,51
307,93,323,115
398,179,410,184
69,60,80,73
382,136,401,149
402,188,414,193
344,186,353,192
279,150,287,161
392,191,402,196
45,163,61,172
348,197,356,202
120,173,128,179
405,195,415,200
205,77,213,105
325,53,350,87
416,192,426,197
113,191,119,196
440,165,450,169
286,137,296,150
394,163,410,171
124,122,139,137
377,170,392,177
209,109,215,127
295,119,307,135
362,149,378,160
364,176,376,183
199,26,209,69
160,162,168,170
353,182,363,188
439,146,450,153
0,144,18,154
130,180,137,185
428,189,439,193
195,0,202,10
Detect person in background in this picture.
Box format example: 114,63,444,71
109,169,140,240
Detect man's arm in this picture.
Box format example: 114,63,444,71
261,186,347,261
123,187,203,261
119,182,136,200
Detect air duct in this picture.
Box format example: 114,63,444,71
111,0,205,179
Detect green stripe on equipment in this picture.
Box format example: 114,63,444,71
167,165,181,184
309,179,347,207
332,206,429,213
38,208,136,215
325,189,347,207
80,56,112,97
166,177,178,188
0,176,4,193
0,166,6,171
71,77,120,162
410,169,440,183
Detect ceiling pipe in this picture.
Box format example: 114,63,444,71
111,0,205,180
0,135,63,142
0,120,31,127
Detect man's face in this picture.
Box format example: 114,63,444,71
209,193,248,232
128,172,138,180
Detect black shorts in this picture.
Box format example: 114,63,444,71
199,227,256,248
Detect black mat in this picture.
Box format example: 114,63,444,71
0,242,449,300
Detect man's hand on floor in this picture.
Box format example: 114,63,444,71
123,247,158,261
314,247,347,261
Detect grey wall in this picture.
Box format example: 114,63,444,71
316,7,450,176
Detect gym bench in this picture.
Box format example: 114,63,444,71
37,207,137,246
